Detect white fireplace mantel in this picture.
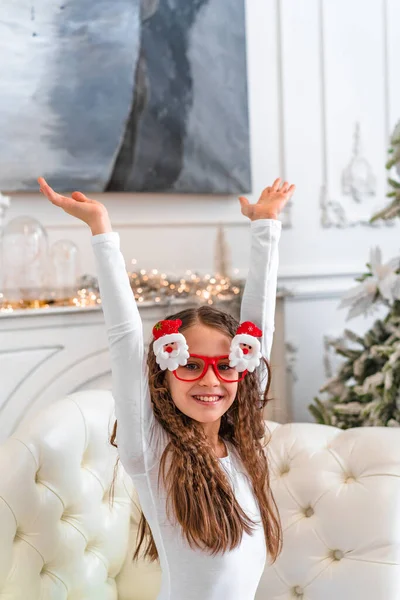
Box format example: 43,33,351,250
0,296,289,442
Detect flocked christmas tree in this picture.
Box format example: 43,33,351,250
309,123,400,428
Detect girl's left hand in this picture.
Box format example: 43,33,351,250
239,178,296,221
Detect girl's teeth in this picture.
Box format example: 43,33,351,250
194,396,221,402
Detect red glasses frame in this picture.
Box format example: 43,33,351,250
173,354,248,383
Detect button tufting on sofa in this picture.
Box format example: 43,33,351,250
0,390,399,600
292,585,303,597
280,465,290,475
332,549,344,561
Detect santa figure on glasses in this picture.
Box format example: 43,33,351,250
152,319,190,371
229,321,263,373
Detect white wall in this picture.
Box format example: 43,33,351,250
1,0,400,421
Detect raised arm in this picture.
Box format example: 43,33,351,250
238,178,295,392
91,231,166,473
240,219,281,361
38,177,165,475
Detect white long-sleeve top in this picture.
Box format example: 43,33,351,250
91,219,281,600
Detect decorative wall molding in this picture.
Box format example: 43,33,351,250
341,122,377,203
277,269,361,300
319,182,396,229
318,0,392,229
0,345,63,415
276,0,292,230
320,125,394,228
322,333,346,379
285,341,298,383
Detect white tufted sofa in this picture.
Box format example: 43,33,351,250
0,390,399,600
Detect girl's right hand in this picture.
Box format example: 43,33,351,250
38,177,112,234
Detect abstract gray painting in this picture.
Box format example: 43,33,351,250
0,1,251,194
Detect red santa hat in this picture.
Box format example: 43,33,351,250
233,321,262,349
152,319,188,355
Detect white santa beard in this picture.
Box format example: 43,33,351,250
156,346,190,372
157,356,179,371
160,348,179,359
229,355,248,372
242,354,261,373
229,345,261,373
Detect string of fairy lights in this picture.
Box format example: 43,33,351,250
0,264,244,313
128,261,243,304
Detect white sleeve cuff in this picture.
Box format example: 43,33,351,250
250,218,282,232
91,231,120,248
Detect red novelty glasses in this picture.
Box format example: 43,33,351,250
173,354,248,383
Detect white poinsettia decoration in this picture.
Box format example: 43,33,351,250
339,247,400,320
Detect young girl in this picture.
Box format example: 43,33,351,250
38,176,295,600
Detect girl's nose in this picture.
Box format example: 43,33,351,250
200,364,220,385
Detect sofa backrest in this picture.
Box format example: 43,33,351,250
0,390,133,600
0,390,399,600
256,420,400,599
117,417,400,600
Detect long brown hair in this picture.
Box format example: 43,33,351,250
110,305,282,563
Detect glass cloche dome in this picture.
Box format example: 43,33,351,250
0,216,49,308
49,239,80,301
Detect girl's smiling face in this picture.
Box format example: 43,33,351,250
165,324,238,423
